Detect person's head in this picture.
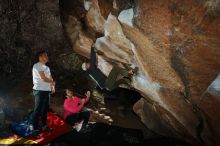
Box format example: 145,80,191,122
65,89,73,98
82,62,91,71
37,50,48,64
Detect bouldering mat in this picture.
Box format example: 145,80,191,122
9,112,71,144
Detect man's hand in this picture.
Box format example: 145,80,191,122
92,43,95,48
51,81,56,86
51,86,55,94
96,50,104,55
81,99,85,106
85,91,91,97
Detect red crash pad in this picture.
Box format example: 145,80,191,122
27,112,71,144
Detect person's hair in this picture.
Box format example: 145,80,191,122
81,56,90,64
66,88,73,92
85,60,90,64
94,32,103,40
37,50,47,58
63,88,73,100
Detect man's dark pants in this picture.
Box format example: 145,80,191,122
105,66,130,91
66,111,90,128
32,90,50,130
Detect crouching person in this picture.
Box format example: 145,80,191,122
64,89,91,132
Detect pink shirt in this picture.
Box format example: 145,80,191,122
64,96,90,119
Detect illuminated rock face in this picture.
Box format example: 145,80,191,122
85,0,106,33
62,0,220,145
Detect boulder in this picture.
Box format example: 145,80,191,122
61,0,220,145
85,0,106,33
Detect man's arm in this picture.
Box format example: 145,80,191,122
90,47,97,67
49,75,55,85
82,91,91,104
39,71,55,84
50,75,56,93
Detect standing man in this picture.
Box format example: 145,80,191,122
32,51,55,138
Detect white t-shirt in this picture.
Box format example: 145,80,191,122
32,62,51,91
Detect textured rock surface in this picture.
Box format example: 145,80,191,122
85,0,106,33
0,0,71,90
133,1,220,145
61,0,220,145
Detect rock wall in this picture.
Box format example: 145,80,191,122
133,1,220,145
0,0,71,90
60,0,220,145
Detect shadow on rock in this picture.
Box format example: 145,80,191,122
52,122,192,146
52,122,144,146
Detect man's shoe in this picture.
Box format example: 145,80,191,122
74,121,83,132
80,125,89,133
132,67,139,75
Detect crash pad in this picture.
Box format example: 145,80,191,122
10,112,71,144
0,135,37,145
11,118,33,137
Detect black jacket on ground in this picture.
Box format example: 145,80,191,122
85,48,107,89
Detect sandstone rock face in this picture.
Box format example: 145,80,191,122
118,8,134,27
85,0,106,33
133,0,220,145
95,14,134,64
61,0,220,145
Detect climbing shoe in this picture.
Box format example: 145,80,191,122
80,124,91,134
132,67,139,75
